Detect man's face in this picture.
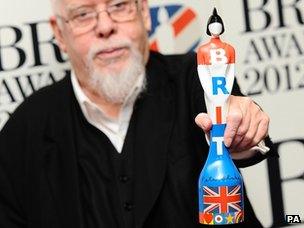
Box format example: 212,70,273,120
50,0,151,84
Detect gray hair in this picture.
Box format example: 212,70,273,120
50,0,65,28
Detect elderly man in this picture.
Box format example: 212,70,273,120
0,0,277,227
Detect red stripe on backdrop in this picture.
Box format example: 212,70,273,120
172,9,195,36
150,40,159,51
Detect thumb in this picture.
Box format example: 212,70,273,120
195,113,212,134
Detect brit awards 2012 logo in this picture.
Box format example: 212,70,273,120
148,3,202,54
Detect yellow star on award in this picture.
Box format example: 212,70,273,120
226,214,234,224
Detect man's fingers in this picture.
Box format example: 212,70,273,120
233,115,260,150
231,106,269,151
195,113,212,133
243,113,269,149
224,111,242,147
230,99,252,147
195,96,270,152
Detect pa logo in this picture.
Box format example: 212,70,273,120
285,215,301,224
149,4,202,54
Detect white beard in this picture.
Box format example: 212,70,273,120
86,39,146,104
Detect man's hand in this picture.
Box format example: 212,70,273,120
195,95,270,153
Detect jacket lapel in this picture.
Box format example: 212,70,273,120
134,53,175,227
43,77,82,228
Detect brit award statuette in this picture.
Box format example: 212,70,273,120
197,8,244,225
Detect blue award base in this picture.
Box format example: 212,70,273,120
198,124,244,225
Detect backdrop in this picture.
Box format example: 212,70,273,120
0,0,303,227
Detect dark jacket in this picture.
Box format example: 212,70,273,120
0,51,277,228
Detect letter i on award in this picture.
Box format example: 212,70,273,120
197,8,244,225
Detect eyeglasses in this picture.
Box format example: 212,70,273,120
57,0,139,34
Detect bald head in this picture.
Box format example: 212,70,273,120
50,0,60,14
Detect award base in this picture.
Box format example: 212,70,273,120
199,210,244,225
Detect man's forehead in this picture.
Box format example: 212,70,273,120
62,0,114,10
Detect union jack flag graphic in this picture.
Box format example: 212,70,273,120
203,185,242,214
149,4,201,54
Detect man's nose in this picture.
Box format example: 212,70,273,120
95,11,116,38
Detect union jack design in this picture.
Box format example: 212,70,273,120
203,185,242,214
149,4,201,54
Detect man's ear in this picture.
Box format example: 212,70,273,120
49,16,67,53
140,0,151,32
